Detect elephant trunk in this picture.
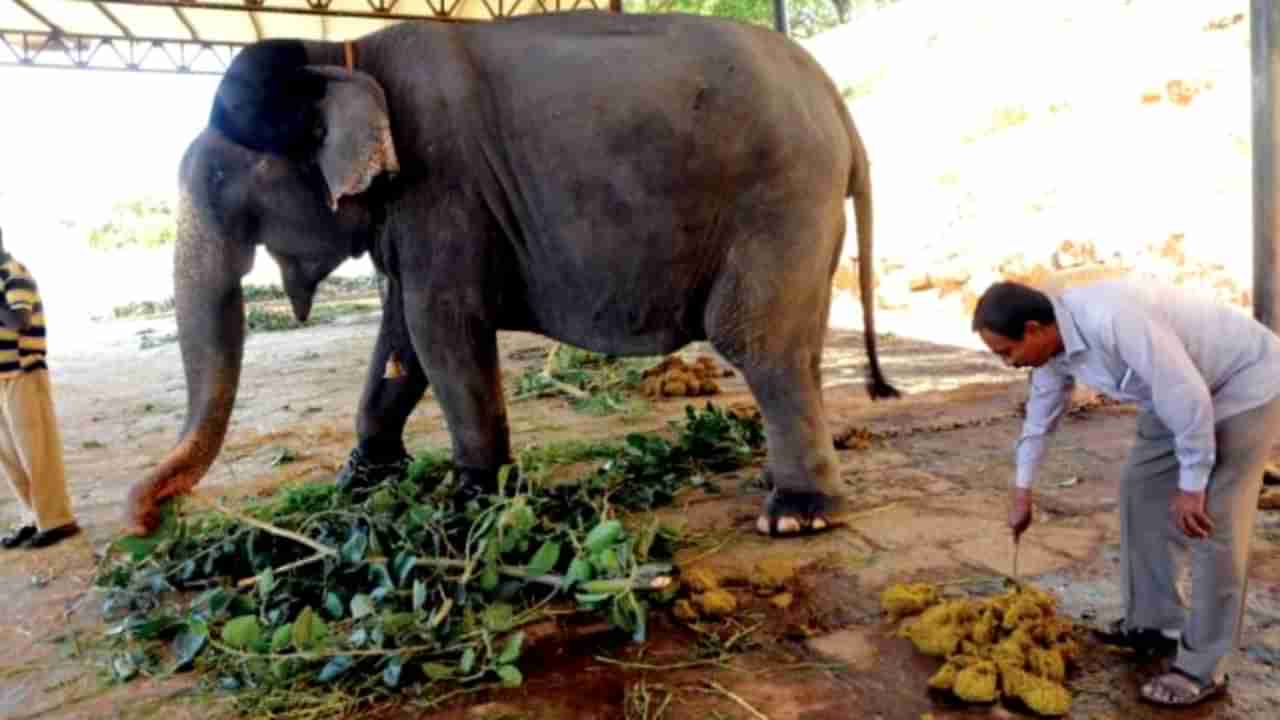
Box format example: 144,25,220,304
124,189,250,535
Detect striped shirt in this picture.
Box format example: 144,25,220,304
0,256,48,378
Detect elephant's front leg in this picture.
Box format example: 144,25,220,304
407,290,512,500
337,276,430,490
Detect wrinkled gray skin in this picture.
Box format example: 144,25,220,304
125,12,898,535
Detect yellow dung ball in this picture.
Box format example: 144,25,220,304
880,583,940,618
954,660,1000,703
1016,674,1072,716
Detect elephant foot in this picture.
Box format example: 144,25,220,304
755,488,842,538
335,446,412,492
454,466,518,503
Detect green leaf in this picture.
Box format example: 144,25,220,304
291,607,328,651
635,519,659,562
565,557,594,587
596,547,622,575
220,616,262,650
270,624,293,653
422,662,454,681
412,580,427,613
393,551,417,586
318,655,353,683
495,664,524,688
350,593,375,620
381,612,416,636
112,652,138,682
172,622,208,669
255,568,275,604
479,564,500,592
498,631,525,665
482,603,515,632
341,528,369,565
324,591,344,620
584,519,624,553
460,647,477,674
526,541,561,576
382,657,403,688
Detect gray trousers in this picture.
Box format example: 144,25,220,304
1121,397,1280,682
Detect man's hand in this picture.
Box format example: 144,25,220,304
1009,487,1033,540
1171,490,1213,539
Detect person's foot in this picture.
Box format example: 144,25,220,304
1140,668,1228,707
27,523,80,548
1092,619,1179,657
0,525,36,549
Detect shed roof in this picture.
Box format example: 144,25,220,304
0,0,616,74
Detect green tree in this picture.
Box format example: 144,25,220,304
86,196,177,251
622,0,900,38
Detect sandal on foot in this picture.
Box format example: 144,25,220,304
1140,667,1228,707
755,489,838,538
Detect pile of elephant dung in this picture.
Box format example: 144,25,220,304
881,582,1080,717
640,355,732,398
672,559,797,622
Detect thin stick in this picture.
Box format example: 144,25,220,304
237,550,333,589
595,656,730,672
189,495,338,559
703,680,769,720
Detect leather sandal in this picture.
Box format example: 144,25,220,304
1140,667,1228,707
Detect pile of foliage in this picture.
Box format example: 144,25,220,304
513,345,664,416
94,404,765,717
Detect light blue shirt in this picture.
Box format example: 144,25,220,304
1015,279,1280,492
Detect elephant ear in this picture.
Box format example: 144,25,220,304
305,66,401,211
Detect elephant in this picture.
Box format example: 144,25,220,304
124,10,899,539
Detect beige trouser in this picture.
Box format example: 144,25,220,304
0,369,73,530
1120,397,1280,683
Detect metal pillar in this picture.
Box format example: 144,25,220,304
1253,0,1280,329
773,0,789,35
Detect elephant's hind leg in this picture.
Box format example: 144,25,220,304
704,249,843,538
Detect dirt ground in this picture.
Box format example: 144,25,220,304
3,299,1280,720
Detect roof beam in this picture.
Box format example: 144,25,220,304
90,0,467,23
173,7,200,40
92,2,133,38
11,0,61,32
0,29,243,73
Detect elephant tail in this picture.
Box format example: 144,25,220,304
848,130,900,400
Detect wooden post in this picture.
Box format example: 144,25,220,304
1253,0,1280,329
773,0,789,35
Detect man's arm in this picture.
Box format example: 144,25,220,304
1109,309,1215,492
1014,365,1075,489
